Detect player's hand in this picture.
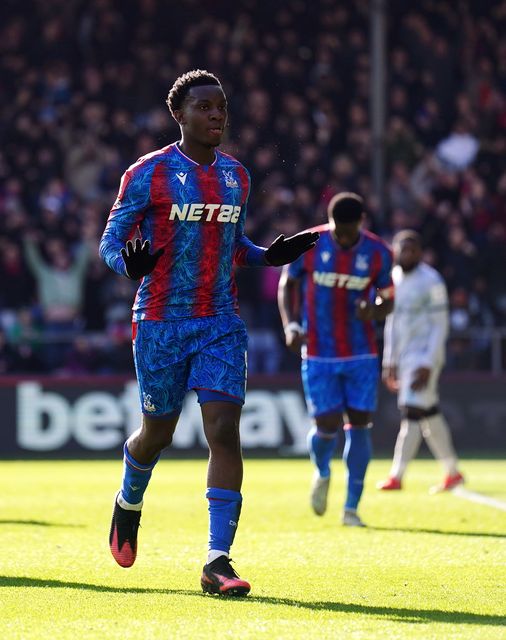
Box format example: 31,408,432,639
355,299,375,321
264,231,319,266
411,366,431,390
284,322,306,354
382,366,399,392
120,238,164,280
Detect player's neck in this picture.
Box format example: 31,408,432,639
178,139,217,166
400,261,420,273
332,232,361,250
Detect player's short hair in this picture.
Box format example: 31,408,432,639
166,69,222,115
328,192,364,223
392,229,422,247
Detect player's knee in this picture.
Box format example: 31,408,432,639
140,430,173,455
141,415,178,451
346,408,371,427
206,414,241,451
314,412,342,432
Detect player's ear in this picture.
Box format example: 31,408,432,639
173,109,185,126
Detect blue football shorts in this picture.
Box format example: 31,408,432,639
133,314,248,416
301,356,380,417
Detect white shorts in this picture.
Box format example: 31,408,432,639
397,361,441,409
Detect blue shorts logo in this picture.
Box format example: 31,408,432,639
143,393,156,413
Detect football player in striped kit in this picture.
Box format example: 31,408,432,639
100,69,318,596
278,192,394,527
378,230,464,493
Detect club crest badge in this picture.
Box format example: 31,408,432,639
356,254,369,271
223,170,238,188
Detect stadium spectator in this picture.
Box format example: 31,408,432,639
23,232,90,369
0,0,505,372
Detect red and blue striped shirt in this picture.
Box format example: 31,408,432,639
288,225,394,360
100,143,266,320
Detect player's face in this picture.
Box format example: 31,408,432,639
331,220,362,249
178,85,228,147
395,239,422,271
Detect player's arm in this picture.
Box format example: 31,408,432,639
420,280,449,368
278,262,305,353
356,246,395,321
233,174,318,267
232,169,266,267
409,280,449,391
382,313,399,392
356,293,394,322
99,164,162,279
411,281,449,391
233,233,268,267
234,230,319,268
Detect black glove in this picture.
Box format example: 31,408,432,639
264,231,319,266
120,238,164,280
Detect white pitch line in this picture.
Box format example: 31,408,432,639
452,486,506,512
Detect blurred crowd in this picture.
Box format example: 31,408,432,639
0,0,505,375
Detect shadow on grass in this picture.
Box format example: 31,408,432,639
0,576,503,626
368,525,506,539
0,519,84,528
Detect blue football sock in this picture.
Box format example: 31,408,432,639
343,426,372,510
307,426,339,478
120,442,159,506
206,487,242,554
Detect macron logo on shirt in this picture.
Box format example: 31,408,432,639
169,203,241,223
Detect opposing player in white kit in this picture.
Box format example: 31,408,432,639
377,230,464,493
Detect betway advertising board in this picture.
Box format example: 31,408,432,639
0,375,505,457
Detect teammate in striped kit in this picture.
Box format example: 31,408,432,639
377,230,464,494
100,70,318,596
278,192,394,527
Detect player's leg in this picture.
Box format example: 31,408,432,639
302,359,344,516
421,407,464,493
378,360,426,490
120,412,180,506
190,315,250,596
378,406,423,490
341,358,379,526
398,362,463,492
110,320,186,568
308,411,342,515
199,399,249,595
342,409,371,527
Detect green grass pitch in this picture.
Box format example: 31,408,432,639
1,458,505,640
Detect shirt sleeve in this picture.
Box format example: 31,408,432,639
233,233,267,266
375,246,395,299
286,253,305,279
232,169,267,267
23,238,48,278
382,312,396,366
419,279,449,367
99,163,152,276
